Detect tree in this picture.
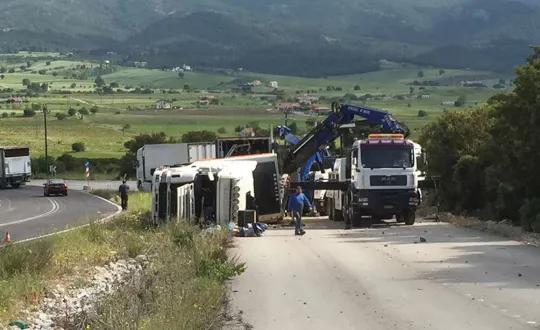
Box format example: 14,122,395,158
183,84,190,91
20,65,26,71
45,61,51,66
23,108,36,117
454,95,467,107
181,130,218,143
8,68,15,73
55,113,67,120
1,112,8,118
0,75,4,80
38,69,46,75
409,87,414,94
217,127,226,134
439,69,445,75
68,108,77,116
78,108,89,118
178,72,184,79
288,121,298,134
70,83,77,88
417,71,424,78
120,132,179,176
353,84,361,90
94,75,105,87
110,82,119,88
417,110,428,117
22,78,30,86
305,118,316,128
90,106,99,115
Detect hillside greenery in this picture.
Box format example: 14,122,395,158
420,46,540,232
0,0,539,76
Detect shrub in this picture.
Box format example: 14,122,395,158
23,109,36,117
217,127,226,134
71,142,85,152
417,110,428,117
55,113,67,120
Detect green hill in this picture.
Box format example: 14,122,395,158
0,0,538,76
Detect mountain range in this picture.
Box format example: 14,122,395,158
0,0,538,76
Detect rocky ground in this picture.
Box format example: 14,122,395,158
6,255,151,330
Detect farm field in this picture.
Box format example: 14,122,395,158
0,53,514,162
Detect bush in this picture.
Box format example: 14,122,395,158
71,142,85,152
1,112,7,118
217,127,226,134
23,109,36,117
55,113,67,120
417,110,428,117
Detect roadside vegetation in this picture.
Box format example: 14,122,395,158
0,191,244,329
419,46,540,232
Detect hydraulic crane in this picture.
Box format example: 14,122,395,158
279,102,424,228
280,102,407,175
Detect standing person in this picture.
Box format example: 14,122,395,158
119,180,130,211
202,187,214,225
287,186,312,236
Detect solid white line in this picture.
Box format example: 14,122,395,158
0,197,59,227
12,192,122,245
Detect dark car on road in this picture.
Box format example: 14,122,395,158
43,178,68,196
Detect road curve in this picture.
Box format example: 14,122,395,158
227,220,540,330
0,185,119,242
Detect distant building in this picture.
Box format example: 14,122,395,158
441,101,455,105
134,61,147,68
239,127,255,137
278,102,301,111
268,81,279,88
420,94,430,99
154,100,171,109
252,80,262,86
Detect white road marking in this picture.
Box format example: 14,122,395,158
0,198,59,227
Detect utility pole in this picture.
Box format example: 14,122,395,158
43,104,49,178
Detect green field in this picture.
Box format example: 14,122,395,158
0,53,513,161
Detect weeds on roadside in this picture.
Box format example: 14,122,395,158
1,190,245,329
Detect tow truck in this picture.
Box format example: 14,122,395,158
279,102,429,229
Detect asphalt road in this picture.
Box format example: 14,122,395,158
227,220,540,330
0,184,119,242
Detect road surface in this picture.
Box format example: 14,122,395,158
28,180,137,191
0,184,119,242
227,220,540,330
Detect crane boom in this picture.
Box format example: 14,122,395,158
281,102,405,174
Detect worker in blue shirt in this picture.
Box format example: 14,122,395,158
287,185,312,236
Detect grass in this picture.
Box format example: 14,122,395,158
0,191,244,329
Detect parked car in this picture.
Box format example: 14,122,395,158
43,178,68,196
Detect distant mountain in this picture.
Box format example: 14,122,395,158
0,0,538,76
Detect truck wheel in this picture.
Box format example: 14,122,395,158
404,210,416,225
334,209,344,222
396,213,405,223
11,183,20,188
327,199,334,221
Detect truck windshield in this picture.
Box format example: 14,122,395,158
360,145,414,168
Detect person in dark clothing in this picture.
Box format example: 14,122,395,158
246,191,261,236
287,186,312,236
202,187,214,225
118,181,130,211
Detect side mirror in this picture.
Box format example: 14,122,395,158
208,172,215,181
421,152,427,166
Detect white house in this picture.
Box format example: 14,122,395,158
154,100,171,109
268,81,279,88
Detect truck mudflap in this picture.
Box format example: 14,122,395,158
355,189,418,217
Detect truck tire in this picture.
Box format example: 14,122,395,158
404,210,416,225
11,183,21,188
327,199,334,221
396,213,405,223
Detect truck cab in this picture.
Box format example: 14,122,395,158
328,133,425,227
